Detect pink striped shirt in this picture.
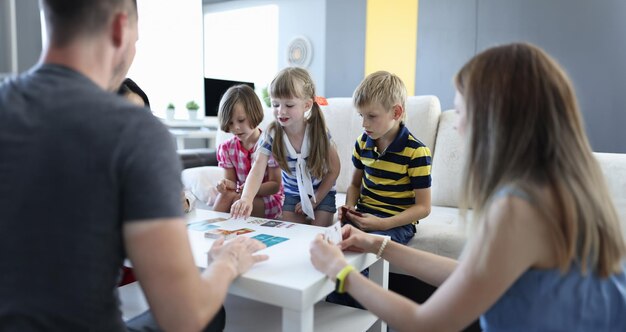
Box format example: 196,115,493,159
217,134,284,219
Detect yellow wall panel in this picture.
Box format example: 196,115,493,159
365,0,418,94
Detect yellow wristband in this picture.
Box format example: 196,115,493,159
335,264,355,294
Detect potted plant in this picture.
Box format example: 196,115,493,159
166,103,176,120
186,100,200,121
261,86,271,108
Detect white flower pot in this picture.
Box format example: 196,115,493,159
166,108,175,120
188,109,198,121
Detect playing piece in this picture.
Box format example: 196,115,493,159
324,222,342,245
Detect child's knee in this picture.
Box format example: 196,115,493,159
312,211,335,227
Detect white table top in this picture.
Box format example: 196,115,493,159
186,209,379,311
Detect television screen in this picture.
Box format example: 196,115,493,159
204,78,255,117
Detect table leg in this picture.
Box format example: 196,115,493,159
367,258,389,332
176,137,185,150
282,306,313,332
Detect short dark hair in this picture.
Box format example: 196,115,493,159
118,78,150,107
42,0,137,46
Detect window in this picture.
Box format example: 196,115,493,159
203,4,278,101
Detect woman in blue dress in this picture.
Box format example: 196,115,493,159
310,43,626,331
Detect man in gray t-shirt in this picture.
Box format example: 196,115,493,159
0,1,267,331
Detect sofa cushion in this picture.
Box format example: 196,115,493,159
430,110,465,208
324,96,442,193
390,206,469,274
181,166,223,209
594,152,626,238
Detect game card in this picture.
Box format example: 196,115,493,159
246,219,266,225
261,220,283,227
251,234,289,248
204,229,236,240
340,207,363,223
204,228,254,240
204,217,228,224
232,228,254,235
187,220,220,232
264,236,289,247
324,222,342,245
251,234,273,241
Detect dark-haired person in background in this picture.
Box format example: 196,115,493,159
118,77,150,107
0,0,267,331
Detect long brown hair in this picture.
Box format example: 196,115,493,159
268,67,330,179
455,43,625,277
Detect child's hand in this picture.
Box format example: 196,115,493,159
230,197,253,219
338,205,356,223
295,197,317,215
346,212,383,232
216,179,237,194
294,202,303,214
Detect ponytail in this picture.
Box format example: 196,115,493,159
269,121,290,174
307,102,331,179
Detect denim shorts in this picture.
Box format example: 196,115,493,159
344,210,416,245
283,191,337,214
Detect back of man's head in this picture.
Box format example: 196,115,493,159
41,0,137,46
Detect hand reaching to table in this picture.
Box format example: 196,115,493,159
230,197,253,219
208,236,268,276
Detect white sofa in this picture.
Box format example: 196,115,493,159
182,96,626,276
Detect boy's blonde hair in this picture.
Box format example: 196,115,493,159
353,71,407,122
455,43,625,277
268,67,331,179
217,85,264,133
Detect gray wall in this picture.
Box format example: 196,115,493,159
0,0,42,77
15,0,42,72
276,0,327,94
416,0,626,153
324,0,366,98
0,0,14,76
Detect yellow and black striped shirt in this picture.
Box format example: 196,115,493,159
352,124,432,218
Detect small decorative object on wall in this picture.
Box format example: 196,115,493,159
186,100,200,121
287,36,312,68
166,103,175,120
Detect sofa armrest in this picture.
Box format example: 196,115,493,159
181,166,224,209
178,148,217,169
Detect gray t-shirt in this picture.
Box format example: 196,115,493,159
0,64,183,331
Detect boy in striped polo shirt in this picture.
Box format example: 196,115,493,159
340,71,432,245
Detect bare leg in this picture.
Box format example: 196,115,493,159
250,197,267,218
281,211,309,224
311,210,335,227
212,191,238,213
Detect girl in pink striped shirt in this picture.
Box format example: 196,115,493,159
213,85,284,219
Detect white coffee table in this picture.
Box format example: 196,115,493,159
186,209,388,332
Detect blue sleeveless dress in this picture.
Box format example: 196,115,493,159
480,187,626,331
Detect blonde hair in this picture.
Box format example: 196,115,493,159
455,43,625,277
268,67,330,179
353,71,407,122
217,85,264,133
